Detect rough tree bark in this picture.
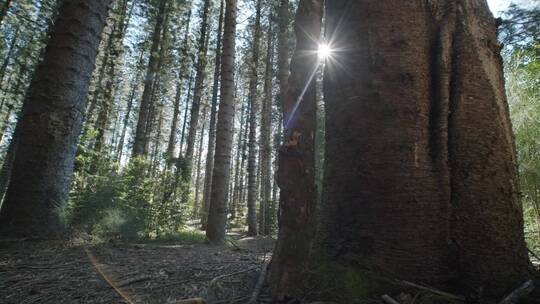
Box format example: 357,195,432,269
309,0,531,300
132,0,168,157
201,0,224,229
246,0,263,236
268,0,322,299
0,0,112,237
206,0,237,245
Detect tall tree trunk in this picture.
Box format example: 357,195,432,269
309,0,531,300
0,0,111,237
182,0,212,204
246,0,263,236
206,0,237,245
268,0,321,299
193,110,208,217
237,100,250,218
277,0,290,116
93,0,131,155
259,22,274,235
201,0,224,229
179,70,194,155
166,12,191,163
132,0,168,157
116,48,145,162
231,97,247,221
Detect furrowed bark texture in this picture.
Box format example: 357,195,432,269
0,0,111,237
314,0,530,299
206,0,237,245
268,0,322,299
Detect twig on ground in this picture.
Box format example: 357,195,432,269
382,294,401,304
227,238,243,251
399,280,465,301
209,267,259,288
247,262,269,304
498,280,535,304
117,275,152,287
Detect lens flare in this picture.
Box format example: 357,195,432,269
317,43,332,59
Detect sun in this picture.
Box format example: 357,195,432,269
317,43,332,60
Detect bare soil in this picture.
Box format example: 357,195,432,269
0,235,275,304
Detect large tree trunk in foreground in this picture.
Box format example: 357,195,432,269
268,0,322,299
309,0,531,301
206,0,237,245
0,0,111,237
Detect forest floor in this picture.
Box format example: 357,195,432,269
0,232,276,304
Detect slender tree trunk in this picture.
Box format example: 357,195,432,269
259,22,274,235
193,110,208,217
237,100,250,218
132,0,168,157
201,0,224,229
182,0,212,204
246,0,263,236
179,70,194,156
206,0,237,245
166,12,191,163
268,0,321,298
93,0,130,155
116,48,145,162
231,98,247,221
0,0,111,237
307,0,531,300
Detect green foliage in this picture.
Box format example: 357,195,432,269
67,151,189,240
506,45,540,252
499,4,540,53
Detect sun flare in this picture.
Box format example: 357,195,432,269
317,43,332,59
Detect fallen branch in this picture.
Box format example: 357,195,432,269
498,280,535,304
209,267,259,288
175,298,206,304
399,280,465,301
247,262,269,304
382,294,401,304
117,275,152,287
